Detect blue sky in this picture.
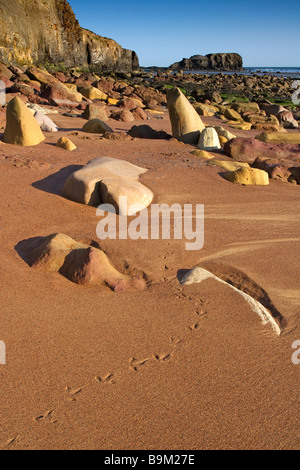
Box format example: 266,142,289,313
68,0,300,67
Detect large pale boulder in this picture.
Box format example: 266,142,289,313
166,87,205,144
62,157,150,207
27,233,145,292
3,97,45,146
100,177,153,216
256,132,300,144
223,167,269,185
198,127,221,151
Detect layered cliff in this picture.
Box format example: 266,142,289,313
170,53,243,71
0,0,139,72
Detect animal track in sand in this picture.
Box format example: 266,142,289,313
17,287,206,447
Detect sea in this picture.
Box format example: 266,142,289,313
143,67,300,79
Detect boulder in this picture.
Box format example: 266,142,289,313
260,104,286,116
80,86,107,101
128,125,171,140
82,119,113,134
198,127,221,151
223,167,269,185
277,111,298,129
117,98,138,110
61,156,149,206
256,132,300,144
193,103,217,116
27,233,144,292
228,121,252,131
99,177,153,216
56,137,77,151
231,102,260,114
224,137,300,163
82,103,109,121
214,126,236,141
166,87,205,144
224,108,242,121
252,157,299,184
34,111,58,132
110,109,135,122
3,97,45,146
132,107,147,120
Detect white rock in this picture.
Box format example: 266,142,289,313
34,111,58,132
198,127,221,151
181,267,281,335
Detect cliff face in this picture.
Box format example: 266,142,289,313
170,53,243,71
0,0,139,71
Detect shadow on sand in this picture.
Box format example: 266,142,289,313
32,164,82,196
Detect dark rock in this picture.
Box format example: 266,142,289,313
128,125,171,139
170,53,243,70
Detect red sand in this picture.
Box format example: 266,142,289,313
0,110,299,450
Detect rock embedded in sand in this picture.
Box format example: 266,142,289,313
61,156,151,209
56,137,77,151
99,177,153,216
223,167,269,185
180,266,281,335
27,233,145,292
198,127,221,151
82,119,113,134
166,87,205,144
3,97,45,146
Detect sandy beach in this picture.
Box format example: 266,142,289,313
1,107,299,450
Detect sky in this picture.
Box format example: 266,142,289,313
68,0,300,67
